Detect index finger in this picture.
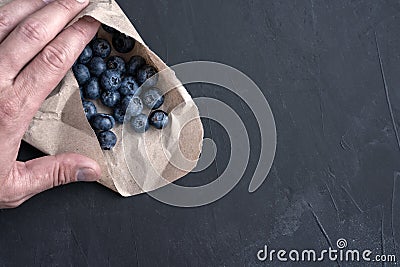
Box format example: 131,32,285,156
0,0,90,80
13,17,100,132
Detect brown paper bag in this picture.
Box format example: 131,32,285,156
0,0,203,196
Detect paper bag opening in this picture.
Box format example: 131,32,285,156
18,0,204,196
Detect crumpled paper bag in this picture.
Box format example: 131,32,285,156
0,0,203,196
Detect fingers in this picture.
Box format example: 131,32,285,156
10,16,99,134
21,153,100,196
0,0,50,42
0,0,90,79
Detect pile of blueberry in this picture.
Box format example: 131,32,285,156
73,24,169,150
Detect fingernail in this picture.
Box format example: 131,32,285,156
76,168,99,182
43,0,56,4
83,16,96,23
76,0,87,3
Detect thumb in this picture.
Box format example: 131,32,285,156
23,153,101,195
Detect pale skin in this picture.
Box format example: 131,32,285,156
0,0,102,208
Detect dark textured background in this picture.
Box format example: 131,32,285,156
1,0,400,266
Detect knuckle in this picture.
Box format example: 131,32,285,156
18,18,48,42
0,10,12,29
54,0,76,13
0,97,21,122
53,157,75,186
52,155,76,187
53,161,65,187
70,23,90,41
41,43,70,72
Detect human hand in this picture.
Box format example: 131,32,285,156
0,0,101,208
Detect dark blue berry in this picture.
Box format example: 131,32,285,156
78,45,93,64
149,110,169,129
141,88,164,109
131,114,150,133
88,57,107,77
73,64,90,85
102,24,117,33
119,76,140,96
83,77,101,100
91,38,111,58
97,131,117,150
107,56,126,73
100,90,121,108
121,95,143,117
100,69,122,92
112,32,135,53
137,65,158,87
82,100,97,120
126,56,145,76
113,106,126,124
91,113,115,131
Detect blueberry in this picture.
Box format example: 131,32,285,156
141,88,164,109
113,106,126,124
137,65,158,87
121,95,143,117
126,56,146,76
82,77,101,100
72,64,90,85
112,32,135,53
78,45,93,64
119,76,140,96
106,56,126,73
82,100,97,120
149,110,169,129
100,70,122,92
100,90,121,108
88,57,107,77
91,38,111,58
102,24,117,33
91,113,115,131
97,131,117,150
131,114,150,133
